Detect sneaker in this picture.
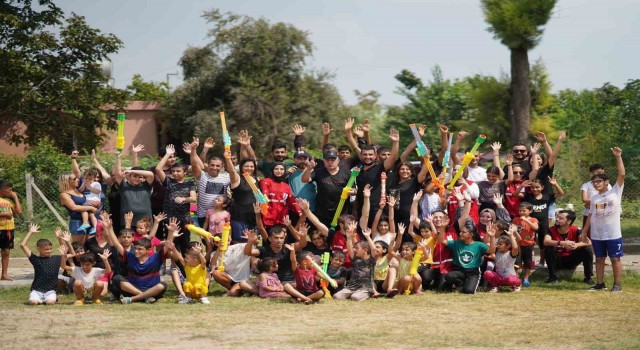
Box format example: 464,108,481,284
76,224,91,233
588,283,607,291
489,287,499,293
583,277,594,285
610,284,622,293
200,297,210,304
522,280,531,287
94,299,104,305
535,262,546,269
89,227,96,235
512,286,521,292
73,300,84,306
178,296,193,304
545,277,559,284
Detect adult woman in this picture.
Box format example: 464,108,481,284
476,160,513,212
259,162,301,227
226,155,257,242
388,161,428,227
58,172,98,244
504,163,525,219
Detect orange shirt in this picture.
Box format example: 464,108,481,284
513,216,538,247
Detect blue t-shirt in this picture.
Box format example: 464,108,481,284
288,170,317,211
122,250,164,291
446,240,488,269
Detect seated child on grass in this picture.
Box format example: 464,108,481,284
285,245,325,302
169,241,211,304
20,223,63,305
484,223,521,292
255,257,314,303
59,246,112,305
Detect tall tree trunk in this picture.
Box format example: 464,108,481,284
509,47,531,145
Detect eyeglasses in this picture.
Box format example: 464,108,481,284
512,149,527,154
513,171,524,175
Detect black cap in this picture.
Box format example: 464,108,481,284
323,150,338,159
294,150,310,158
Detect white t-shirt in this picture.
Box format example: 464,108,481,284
85,181,102,202
71,266,104,289
216,243,250,282
580,181,612,216
589,183,623,241
196,172,230,217
373,232,392,246
467,166,488,183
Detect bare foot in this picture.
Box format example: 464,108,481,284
1,276,14,281
413,290,424,295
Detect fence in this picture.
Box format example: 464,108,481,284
24,173,68,229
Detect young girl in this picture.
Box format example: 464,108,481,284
441,188,496,294
361,226,397,296
386,223,427,296
484,224,521,292
125,212,164,255
285,246,325,302
255,257,313,303
306,230,332,260
203,195,232,237
360,184,395,245
77,169,102,234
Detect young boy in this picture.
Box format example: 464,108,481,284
333,222,375,301
0,180,22,280
59,246,111,305
20,223,61,305
512,202,539,286
170,241,210,304
583,147,625,293
77,169,102,234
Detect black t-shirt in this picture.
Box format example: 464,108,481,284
311,166,352,219
389,177,420,223
522,192,555,234
230,178,257,224
84,237,113,270
356,163,386,213
306,244,332,258
163,178,195,222
29,254,62,292
257,245,294,283
533,164,555,196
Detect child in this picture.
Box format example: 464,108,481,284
255,257,313,303
386,223,427,296
59,246,111,305
285,245,325,302
125,211,164,255
361,226,397,296
360,184,395,245
0,179,22,280
513,202,539,287
77,169,102,234
484,224,521,292
171,241,210,304
203,195,232,237
326,251,348,293
306,230,332,260
333,222,376,301
20,223,62,305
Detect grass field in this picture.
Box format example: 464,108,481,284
1,271,639,349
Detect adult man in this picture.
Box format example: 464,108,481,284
288,149,317,212
543,210,593,284
337,145,351,160
583,147,625,293
503,143,531,180
190,139,230,226
302,150,352,228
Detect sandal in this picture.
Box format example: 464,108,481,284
94,299,104,305
73,300,84,306
144,297,156,304
120,296,132,304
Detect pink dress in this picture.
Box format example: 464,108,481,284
256,272,284,298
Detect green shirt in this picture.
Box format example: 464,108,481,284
446,240,488,269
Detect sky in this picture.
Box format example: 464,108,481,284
57,0,640,106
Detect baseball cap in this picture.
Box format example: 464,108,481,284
294,150,310,158
323,150,338,159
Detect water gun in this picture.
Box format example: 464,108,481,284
379,172,387,207
186,224,221,242
319,252,332,299
448,134,487,189
244,172,268,215
330,167,361,230
409,123,445,205
306,255,337,288
189,204,199,227
441,133,453,183
404,246,424,295
116,112,126,152
217,222,231,272
220,111,231,158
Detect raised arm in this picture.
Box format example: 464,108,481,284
359,184,372,231
189,138,204,180
71,150,81,179
224,151,240,188
131,144,145,167
114,152,123,185
321,122,332,149
301,158,316,184
293,223,308,252
384,129,400,171
297,198,329,237
200,137,215,166
101,213,125,256
19,223,40,257
437,124,449,165
238,130,256,161
547,132,566,168
450,131,468,166
91,149,113,186
149,212,166,239
548,176,564,200
612,147,625,187
491,142,505,179
285,243,298,272
344,118,361,156
155,144,175,183
243,229,261,257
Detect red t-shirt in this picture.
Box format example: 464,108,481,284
294,266,318,293
547,226,581,257
513,217,538,247
330,230,359,268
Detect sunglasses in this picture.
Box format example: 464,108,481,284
513,149,527,154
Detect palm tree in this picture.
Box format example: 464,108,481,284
481,0,556,144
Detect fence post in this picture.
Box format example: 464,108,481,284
25,173,33,220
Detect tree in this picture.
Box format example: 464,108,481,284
126,74,169,101
162,9,344,158
481,0,556,145
0,0,128,152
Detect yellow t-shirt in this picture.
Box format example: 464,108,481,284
184,264,207,286
412,236,436,264
0,197,15,230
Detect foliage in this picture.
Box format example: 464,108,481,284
126,74,169,101
0,0,129,153
162,9,345,158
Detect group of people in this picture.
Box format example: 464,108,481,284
0,118,627,305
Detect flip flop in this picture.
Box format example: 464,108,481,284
120,296,132,304
144,297,156,304
385,289,399,299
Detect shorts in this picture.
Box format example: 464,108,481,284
592,238,624,258
29,290,57,304
69,219,85,236
173,267,186,284
98,271,113,283
520,245,535,270
0,229,15,249
230,220,255,243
